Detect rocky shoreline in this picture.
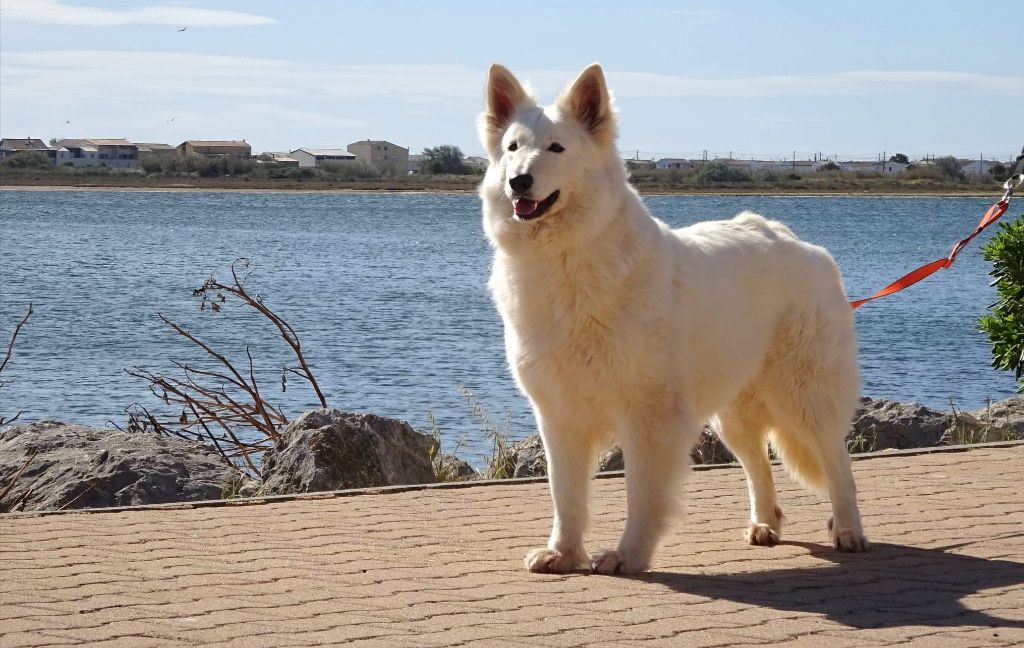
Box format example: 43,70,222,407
2,396,1021,513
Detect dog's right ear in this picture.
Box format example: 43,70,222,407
478,64,533,155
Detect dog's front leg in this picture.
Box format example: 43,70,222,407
524,414,599,573
592,412,696,575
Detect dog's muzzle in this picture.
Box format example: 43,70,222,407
513,191,560,221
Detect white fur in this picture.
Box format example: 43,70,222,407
479,64,868,575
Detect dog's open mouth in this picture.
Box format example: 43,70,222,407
513,191,560,222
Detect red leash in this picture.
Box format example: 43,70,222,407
850,157,1024,310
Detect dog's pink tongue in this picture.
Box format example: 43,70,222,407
514,198,538,217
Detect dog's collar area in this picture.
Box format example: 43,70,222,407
513,190,560,222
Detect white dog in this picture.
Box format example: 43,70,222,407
478,63,868,575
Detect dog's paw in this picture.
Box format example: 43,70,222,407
524,548,583,573
828,517,869,552
745,522,781,547
590,548,647,575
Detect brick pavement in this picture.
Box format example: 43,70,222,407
2,444,1023,647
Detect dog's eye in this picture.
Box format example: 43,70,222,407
548,143,565,153
507,141,518,152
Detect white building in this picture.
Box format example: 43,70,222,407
407,154,423,173
960,159,999,176
290,148,357,169
656,158,692,170
463,156,489,172
55,138,138,169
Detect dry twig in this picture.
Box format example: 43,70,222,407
123,259,326,479
0,303,33,427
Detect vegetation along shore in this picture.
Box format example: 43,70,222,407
0,152,1010,196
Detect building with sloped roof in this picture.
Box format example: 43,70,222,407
177,140,251,158
54,138,138,169
0,138,54,163
290,148,357,169
136,143,177,161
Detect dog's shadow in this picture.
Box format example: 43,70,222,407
637,538,1024,630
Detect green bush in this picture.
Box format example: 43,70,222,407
162,157,186,174
320,161,379,180
934,155,966,182
902,165,945,181
3,151,52,169
420,145,467,175
696,160,751,184
141,159,163,174
990,162,1008,183
979,216,1024,390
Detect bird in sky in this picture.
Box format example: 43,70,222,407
167,117,176,123
177,27,188,32
64,120,70,124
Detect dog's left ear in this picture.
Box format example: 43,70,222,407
558,63,616,147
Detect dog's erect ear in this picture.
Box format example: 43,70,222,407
482,65,531,133
558,63,616,147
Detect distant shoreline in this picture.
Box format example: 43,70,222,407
0,178,998,198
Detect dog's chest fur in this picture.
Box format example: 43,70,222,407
490,251,640,408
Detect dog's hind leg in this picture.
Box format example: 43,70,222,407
763,364,869,553
591,409,698,575
524,412,602,573
717,398,783,546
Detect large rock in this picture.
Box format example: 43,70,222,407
845,397,1018,450
968,396,1024,441
0,421,240,512
259,409,437,494
847,398,956,451
502,435,548,478
434,453,479,482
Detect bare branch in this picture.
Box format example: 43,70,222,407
125,259,329,481
0,303,32,376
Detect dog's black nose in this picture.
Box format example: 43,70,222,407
509,174,534,194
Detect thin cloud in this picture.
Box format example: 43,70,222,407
4,51,1020,106
2,51,482,102
1,0,277,27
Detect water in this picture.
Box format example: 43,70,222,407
0,189,1017,463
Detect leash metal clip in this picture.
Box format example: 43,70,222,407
1000,173,1023,204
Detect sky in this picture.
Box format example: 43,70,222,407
1,0,1021,161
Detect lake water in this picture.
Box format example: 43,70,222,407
0,189,1017,464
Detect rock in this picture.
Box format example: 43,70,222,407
235,477,263,498
598,425,736,471
598,446,623,472
495,434,547,478
259,409,437,494
849,398,963,451
0,421,240,512
691,425,737,464
968,396,1024,441
434,453,478,482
